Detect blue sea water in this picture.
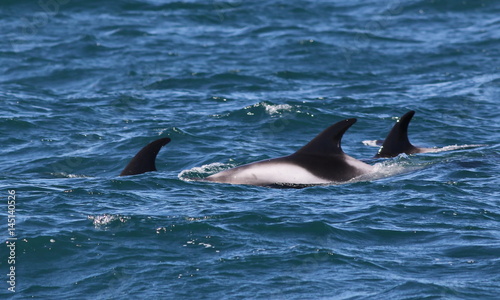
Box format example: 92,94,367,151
1,0,499,299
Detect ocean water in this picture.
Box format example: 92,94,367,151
1,0,499,299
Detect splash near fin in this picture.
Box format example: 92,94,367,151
375,111,418,158
120,138,171,176
294,118,357,157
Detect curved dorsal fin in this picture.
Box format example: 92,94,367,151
120,137,171,176
375,111,418,158
293,118,357,157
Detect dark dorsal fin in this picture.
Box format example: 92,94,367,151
120,137,171,176
293,118,357,157
375,110,418,158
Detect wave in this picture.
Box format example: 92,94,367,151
210,101,304,123
88,214,131,228
363,140,487,153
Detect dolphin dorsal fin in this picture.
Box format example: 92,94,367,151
293,118,357,157
120,137,171,176
375,110,417,158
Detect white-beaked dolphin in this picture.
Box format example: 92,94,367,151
203,118,373,188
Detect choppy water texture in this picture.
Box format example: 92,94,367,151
1,0,499,299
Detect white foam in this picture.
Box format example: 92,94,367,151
422,144,486,153
262,103,293,115
88,214,130,227
178,162,230,181
362,141,485,153
348,158,424,183
51,172,90,178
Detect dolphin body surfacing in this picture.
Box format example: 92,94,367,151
203,119,373,188
120,138,171,176
374,111,435,158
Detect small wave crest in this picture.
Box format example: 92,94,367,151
88,214,130,228
51,172,90,178
242,101,296,117
261,102,294,115
213,101,299,120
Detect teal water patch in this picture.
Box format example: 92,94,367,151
1,0,499,299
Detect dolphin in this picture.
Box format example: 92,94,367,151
203,118,373,188
120,137,170,176
374,111,436,158
371,110,486,158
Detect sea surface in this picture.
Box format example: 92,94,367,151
1,0,499,299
